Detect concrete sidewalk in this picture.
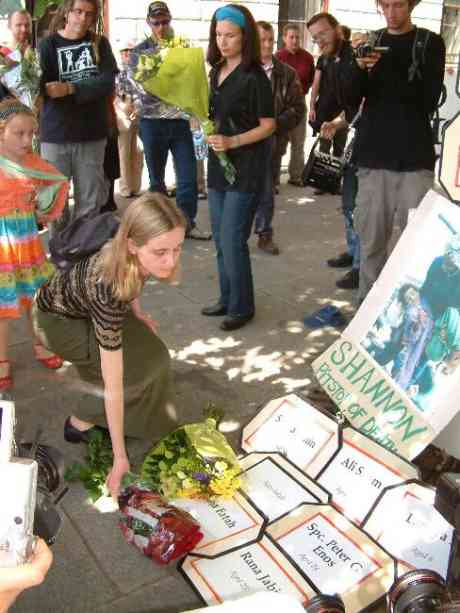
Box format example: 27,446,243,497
10,177,358,613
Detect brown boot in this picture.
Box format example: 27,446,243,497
258,235,280,255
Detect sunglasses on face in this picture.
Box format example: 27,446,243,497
150,18,171,27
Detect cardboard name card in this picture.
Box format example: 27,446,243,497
0,402,15,463
317,427,418,525
238,453,330,523
363,481,454,580
180,536,316,607
188,592,307,613
170,492,265,557
267,504,395,612
241,394,339,478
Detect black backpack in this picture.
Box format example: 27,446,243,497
372,26,431,83
49,212,120,271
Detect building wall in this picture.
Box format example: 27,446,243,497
108,0,280,55
327,0,443,34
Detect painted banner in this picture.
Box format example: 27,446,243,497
363,482,454,580
313,191,460,459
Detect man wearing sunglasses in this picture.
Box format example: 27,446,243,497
127,1,209,240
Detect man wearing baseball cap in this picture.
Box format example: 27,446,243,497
126,2,210,239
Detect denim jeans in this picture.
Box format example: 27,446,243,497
208,189,257,318
139,118,197,229
342,165,360,270
254,138,274,237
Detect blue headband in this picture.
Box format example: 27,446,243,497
215,6,246,29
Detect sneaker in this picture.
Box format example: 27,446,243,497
258,235,280,255
327,252,353,268
336,269,359,290
186,226,212,241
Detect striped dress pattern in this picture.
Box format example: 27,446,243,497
0,153,68,318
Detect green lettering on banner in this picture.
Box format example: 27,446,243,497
364,378,393,404
341,352,368,380
395,414,428,442
331,341,352,366
312,338,435,460
351,367,375,391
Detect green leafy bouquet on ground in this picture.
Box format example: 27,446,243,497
65,416,241,502
141,418,241,499
133,36,236,185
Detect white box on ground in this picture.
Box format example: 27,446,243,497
0,402,15,463
0,458,38,567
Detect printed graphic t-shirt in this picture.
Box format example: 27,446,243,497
39,33,117,143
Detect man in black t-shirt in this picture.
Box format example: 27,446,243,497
352,0,445,302
39,0,117,227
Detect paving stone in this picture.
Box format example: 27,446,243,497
94,575,202,613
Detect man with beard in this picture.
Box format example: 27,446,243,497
307,13,363,287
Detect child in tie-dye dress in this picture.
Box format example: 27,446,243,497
0,98,69,390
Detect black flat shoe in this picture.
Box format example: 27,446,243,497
64,417,108,445
327,252,353,268
201,303,228,316
220,314,254,331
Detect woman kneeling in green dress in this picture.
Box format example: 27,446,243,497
32,192,186,498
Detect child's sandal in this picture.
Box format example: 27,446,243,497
0,360,13,391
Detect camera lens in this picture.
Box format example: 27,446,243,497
305,594,345,612
387,569,446,613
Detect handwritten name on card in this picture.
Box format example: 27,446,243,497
182,538,314,606
366,486,453,579
243,396,337,472
171,494,263,553
241,459,320,522
277,514,379,594
318,439,407,523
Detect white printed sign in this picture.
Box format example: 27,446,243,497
364,482,454,579
267,504,395,612
317,430,418,524
239,455,329,522
180,536,316,607
242,395,339,477
171,493,265,556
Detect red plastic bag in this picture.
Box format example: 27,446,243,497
118,485,203,564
